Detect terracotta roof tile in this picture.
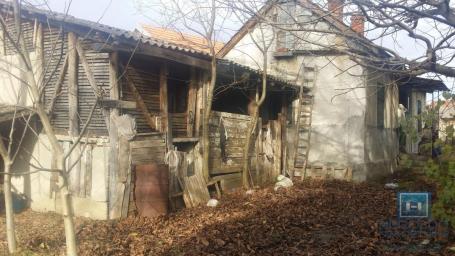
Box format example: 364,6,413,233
140,25,224,55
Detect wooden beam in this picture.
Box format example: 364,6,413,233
118,135,131,218
75,38,110,127
92,42,211,70
160,63,173,150
75,39,101,97
84,144,92,197
187,68,197,137
195,72,208,137
108,51,120,219
47,53,68,114
172,137,199,143
109,52,120,101
0,29,5,55
100,99,136,110
68,32,81,195
122,65,158,131
35,22,44,87
68,32,79,137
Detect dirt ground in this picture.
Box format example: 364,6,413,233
0,179,453,256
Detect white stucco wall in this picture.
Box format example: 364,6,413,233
0,51,41,107
11,133,110,220
223,4,399,181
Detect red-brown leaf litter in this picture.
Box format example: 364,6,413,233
1,179,453,255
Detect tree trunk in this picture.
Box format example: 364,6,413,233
3,160,17,254
57,155,78,256
242,107,261,188
201,58,217,182
242,53,268,189
11,1,78,255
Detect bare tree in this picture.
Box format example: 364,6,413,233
226,0,277,188
242,27,275,188
342,0,455,78
0,110,32,253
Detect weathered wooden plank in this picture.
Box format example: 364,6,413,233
211,111,251,121
123,66,159,131
187,68,197,137
118,135,131,218
108,51,120,219
76,38,110,134
194,73,207,136
99,99,136,110
76,39,101,97
47,53,68,114
130,139,166,149
35,22,45,87
160,64,173,150
83,144,92,197
68,32,82,195
273,118,282,179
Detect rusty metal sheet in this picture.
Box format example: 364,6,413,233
134,164,169,217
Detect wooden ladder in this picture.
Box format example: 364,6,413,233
293,66,317,179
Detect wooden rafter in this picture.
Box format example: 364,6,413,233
47,53,68,114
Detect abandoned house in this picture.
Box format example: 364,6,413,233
0,0,450,220
0,1,300,219
218,0,448,181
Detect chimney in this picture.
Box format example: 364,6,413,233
328,0,345,21
350,13,365,36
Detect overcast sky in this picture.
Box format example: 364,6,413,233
31,0,144,31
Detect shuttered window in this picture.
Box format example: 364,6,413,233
276,1,296,51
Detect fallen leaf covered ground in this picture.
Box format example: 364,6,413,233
1,179,453,255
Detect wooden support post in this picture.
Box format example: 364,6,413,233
274,114,282,179
68,32,81,195
35,22,44,88
118,135,131,218
281,95,287,176
109,52,120,110
187,67,198,137
108,51,120,219
84,144,93,197
68,33,79,137
195,72,208,137
160,63,173,150
0,29,5,55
